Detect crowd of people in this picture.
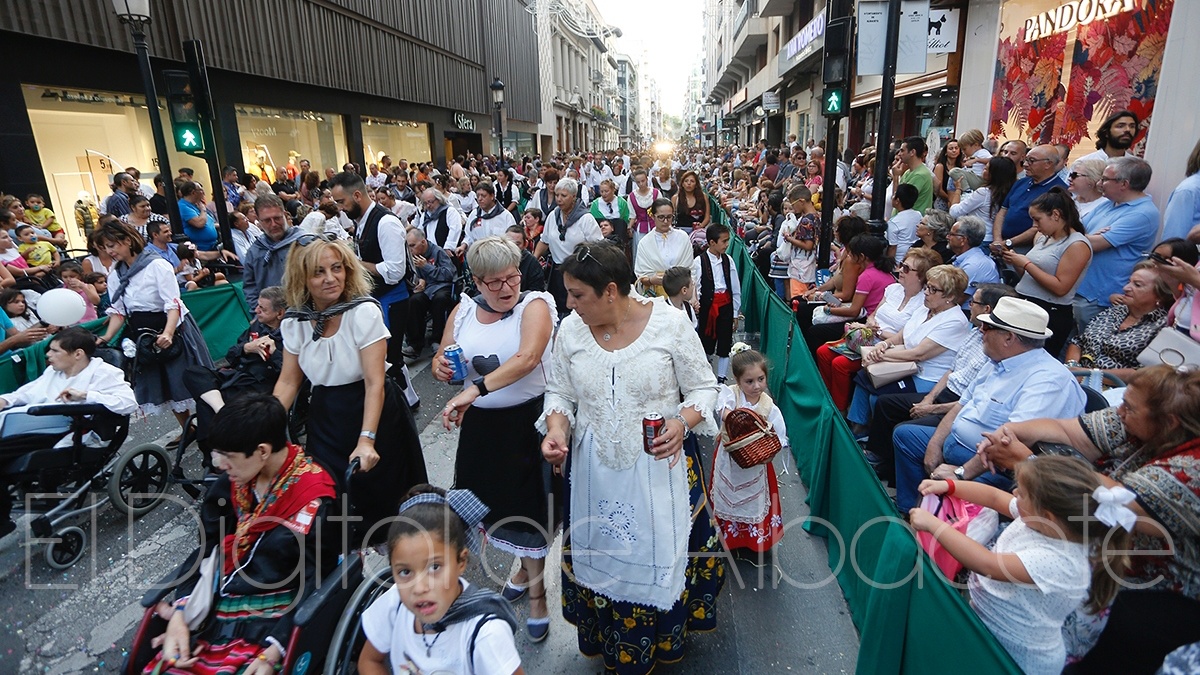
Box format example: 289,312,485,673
2,113,1200,673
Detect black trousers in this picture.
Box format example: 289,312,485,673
865,388,960,479
405,286,454,352
1021,294,1073,358
1067,590,1200,674
699,300,734,357
382,297,410,378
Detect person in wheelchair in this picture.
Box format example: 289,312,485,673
182,286,286,452
0,327,136,536
145,394,337,674
358,484,523,675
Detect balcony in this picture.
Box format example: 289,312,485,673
759,0,797,17
731,0,769,63
590,69,604,83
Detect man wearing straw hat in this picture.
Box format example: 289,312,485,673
890,297,1086,510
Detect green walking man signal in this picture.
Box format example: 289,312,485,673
175,125,202,152
822,86,847,118
164,70,206,154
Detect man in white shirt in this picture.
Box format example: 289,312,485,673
583,157,612,199
365,163,388,191
1078,110,1138,163
417,188,465,252
887,184,922,263
0,327,137,535
229,210,264,261
464,183,517,249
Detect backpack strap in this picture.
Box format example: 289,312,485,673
465,613,502,675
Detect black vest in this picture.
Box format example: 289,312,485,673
698,252,733,324
357,204,398,299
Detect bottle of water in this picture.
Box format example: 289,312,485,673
121,338,137,359
1085,368,1103,391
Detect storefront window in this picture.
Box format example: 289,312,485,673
505,132,537,158
362,115,432,166
235,105,347,183
916,88,958,144
22,85,208,249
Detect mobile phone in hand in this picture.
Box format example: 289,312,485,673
1147,251,1173,265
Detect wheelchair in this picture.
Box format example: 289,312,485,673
1,402,171,569
121,459,395,675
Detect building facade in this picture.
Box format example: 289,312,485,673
615,54,640,147
0,0,540,247
703,0,828,150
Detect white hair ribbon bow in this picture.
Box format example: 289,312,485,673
1092,485,1138,532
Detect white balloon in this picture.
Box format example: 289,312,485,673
36,288,87,327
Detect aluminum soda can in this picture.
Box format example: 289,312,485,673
643,413,665,455
444,344,469,383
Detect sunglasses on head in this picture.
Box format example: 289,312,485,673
296,232,338,247
575,245,596,264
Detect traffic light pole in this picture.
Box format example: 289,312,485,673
130,25,182,235
183,40,233,254
817,0,853,269
868,0,903,235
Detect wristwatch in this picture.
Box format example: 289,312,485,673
954,466,966,479
472,375,489,396
673,413,692,439
1004,238,1013,249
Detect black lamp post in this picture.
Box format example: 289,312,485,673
111,0,181,233
490,77,506,166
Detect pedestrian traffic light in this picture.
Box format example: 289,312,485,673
822,86,847,118
823,16,853,86
164,70,205,153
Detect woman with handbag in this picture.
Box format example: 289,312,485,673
815,247,938,412
145,395,338,675
850,265,971,431
711,344,789,552
96,220,213,441
800,232,894,354
1065,261,1172,380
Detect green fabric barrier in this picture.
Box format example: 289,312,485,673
726,233,1021,675
0,283,251,396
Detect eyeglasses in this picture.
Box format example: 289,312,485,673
898,262,914,274
924,284,946,295
968,299,985,307
653,213,675,221
1022,157,1053,165
477,272,522,292
296,232,338,247
946,231,966,239
1097,175,1124,184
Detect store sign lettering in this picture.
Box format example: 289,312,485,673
785,9,825,60
453,112,476,131
1024,0,1136,41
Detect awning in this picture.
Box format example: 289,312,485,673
851,72,948,108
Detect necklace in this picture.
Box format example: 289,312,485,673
421,629,442,656
603,299,633,342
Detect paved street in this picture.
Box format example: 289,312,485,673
0,352,857,674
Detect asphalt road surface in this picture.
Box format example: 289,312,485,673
0,348,858,674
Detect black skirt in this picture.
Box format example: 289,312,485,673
307,377,428,546
454,395,556,557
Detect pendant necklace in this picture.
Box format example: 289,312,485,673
603,299,632,342
421,630,442,657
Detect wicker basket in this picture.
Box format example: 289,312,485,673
720,408,782,469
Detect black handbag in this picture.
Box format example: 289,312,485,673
124,311,184,366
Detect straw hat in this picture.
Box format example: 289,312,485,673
977,297,1054,339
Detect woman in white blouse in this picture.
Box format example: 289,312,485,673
433,236,557,641
949,156,1018,243
273,237,427,545
539,241,723,674
534,177,603,317
96,220,213,438
633,198,693,297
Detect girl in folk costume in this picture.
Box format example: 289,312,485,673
690,224,740,383
626,169,660,266
633,198,692,298
710,345,788,552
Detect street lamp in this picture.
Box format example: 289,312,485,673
490,77,506,166
111,0,181,233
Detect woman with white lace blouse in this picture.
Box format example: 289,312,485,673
539,240,724,675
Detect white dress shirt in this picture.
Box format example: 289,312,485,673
355,202,407,285
691,250,742,315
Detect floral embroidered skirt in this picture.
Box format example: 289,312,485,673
710,446,783,553
560,439,725,674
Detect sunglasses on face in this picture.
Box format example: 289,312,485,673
924,284,946,295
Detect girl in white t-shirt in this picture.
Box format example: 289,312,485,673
359,485,524,675
910,456,1134,675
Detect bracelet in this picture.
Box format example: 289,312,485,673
264,635,287,660
1023,261,1033,272
672,413,692,439
945,479,956,496
359,430,376,440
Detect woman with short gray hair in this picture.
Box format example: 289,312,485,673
913,209,954,263
432,235,558,641
535,177,603,316
1068,158,1108,220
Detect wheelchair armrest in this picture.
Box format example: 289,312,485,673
26,403,112,417
293,553,365,627
140,547,203,607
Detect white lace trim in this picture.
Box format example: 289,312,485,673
481,525,551,560
679,400,718,438
139,398,195,417
534,401,575,435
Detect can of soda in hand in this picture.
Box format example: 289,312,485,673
643,413,665,455
444,344,469,384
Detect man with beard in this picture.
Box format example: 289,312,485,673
329,172,422,408
391,171,417,204
1080,110,1139,163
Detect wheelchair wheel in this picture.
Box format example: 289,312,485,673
107,443,172,517
324,563,395,674
45,526,87,570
